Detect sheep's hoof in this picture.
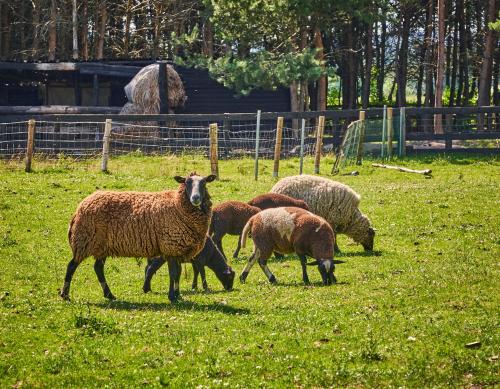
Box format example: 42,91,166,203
239,272,248,283
143,285,152,293
191,285,198,291
60,291,70,301
269,275,277,284
105,293,116,300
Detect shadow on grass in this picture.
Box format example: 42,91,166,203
92,299,250,315
337,250,382,258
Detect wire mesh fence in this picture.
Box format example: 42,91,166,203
1,107,498,172
0,119,325,160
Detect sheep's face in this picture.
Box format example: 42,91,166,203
317,259,337,285
206,258,235,291
175,174,217,208
361,227,376,251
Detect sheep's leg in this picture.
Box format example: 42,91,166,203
199,266,208,291
167,258,181,302
191,263,199,290
299,254,310,285
334,240,341,254
232,235,242,258
94,257,116,300
60,258,80,300
212,234,227,259
143,257,167,293
239,249,259,283
258,258,277,284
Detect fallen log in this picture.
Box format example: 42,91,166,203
372,163,432,176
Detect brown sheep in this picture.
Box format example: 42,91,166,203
248,193,309,211
239,207,338,285
209,201,262,259
60,172,216,302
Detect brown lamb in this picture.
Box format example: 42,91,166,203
239,206,338,286
248,193,309,211
209,201,262,259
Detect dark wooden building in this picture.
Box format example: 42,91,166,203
0,61,290,114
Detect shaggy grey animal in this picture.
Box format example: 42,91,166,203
60,173,216,302
271,175,375,251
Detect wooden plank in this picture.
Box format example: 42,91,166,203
158,61,168,114
407,132,500,141
101,119,112,172
273,117,284,177
356,111,366,165
0,106,121,114
25,119,36,172
92,75,99,106
209,123,219,178
314,115,325,174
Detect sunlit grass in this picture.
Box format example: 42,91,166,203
0,153,498,387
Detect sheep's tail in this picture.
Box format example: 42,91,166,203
240,218,253,249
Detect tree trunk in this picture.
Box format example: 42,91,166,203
31,0,41,59
362,21,373,109
72,0,78,60
152,4,160,58
346,20,357,109
95,1,107,59
202,17,214,57
493,49,499,107
0,2,11,59
477,0,496,107
123,0,133,57
81,0,88,60
396,6,411,107
449,6,459,107
424,0,435,109
477,0,497,130
377,13,387,103
48,0,57,61
434,0,446,134
314,27,327,111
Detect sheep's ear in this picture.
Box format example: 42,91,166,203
174,176,185,183
205,174,217,183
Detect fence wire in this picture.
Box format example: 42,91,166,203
0,120,324,159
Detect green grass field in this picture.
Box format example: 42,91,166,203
0,154,498,388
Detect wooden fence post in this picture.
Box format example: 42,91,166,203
25,119,36,172
387,107,393,158
313,115,325,174
381,105,387,159
399,107,406,157
209,123,219,178
273,116,284,177
101,119,112,172
356,110,366,165
254,110,261,181
299,118,306,175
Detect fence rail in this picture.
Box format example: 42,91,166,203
0,106,498,175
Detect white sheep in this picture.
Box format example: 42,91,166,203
271,175,375,251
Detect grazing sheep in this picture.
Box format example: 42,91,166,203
60,172,216,302
143,236,235,292
248,193,310,211
209,201,262,259
239,207,338,285
271,175,375,251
